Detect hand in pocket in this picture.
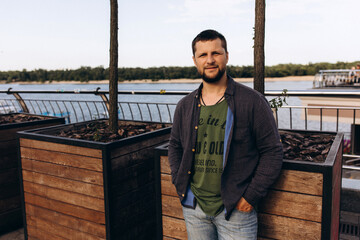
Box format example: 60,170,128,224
236,197,253,213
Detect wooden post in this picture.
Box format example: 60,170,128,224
109,0,118,133
254,0,265,95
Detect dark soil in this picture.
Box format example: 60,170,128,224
0,114,46,125
280,130,335,163
53,121,168,143
49,120,335,162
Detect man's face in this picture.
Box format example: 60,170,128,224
192,38,229,83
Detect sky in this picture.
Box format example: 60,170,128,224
0,0,359,71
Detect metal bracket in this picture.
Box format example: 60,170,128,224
95,87,110,113
7,88,29,113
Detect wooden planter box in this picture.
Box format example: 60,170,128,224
0,113,65,234
155,130,343,240
18,119,171,240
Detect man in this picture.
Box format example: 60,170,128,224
168,29,283,239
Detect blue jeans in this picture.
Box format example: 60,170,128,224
182,204,257,240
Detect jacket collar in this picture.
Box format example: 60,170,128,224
225,75,235,96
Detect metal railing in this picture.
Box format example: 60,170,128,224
274,105,360,132
0,97,177,124
1,89,360,128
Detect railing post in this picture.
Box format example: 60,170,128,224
336,109,339,132
95,87,110,114
320,108,323,131
7,88,29,113
305,108,308,130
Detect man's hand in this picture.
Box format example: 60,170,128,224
236,197,253,212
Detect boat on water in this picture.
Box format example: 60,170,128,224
302,74,360,124
313,69,360,88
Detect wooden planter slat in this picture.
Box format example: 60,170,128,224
162,216,187,240
0,113,65,234
110,134,171,159
25,204,106,238
111,147,156,174
155,130,343,240
0,151,18,170
0,122,63,142
271,170,323,196
27,225,66,240
258,190,322,222
161,174,177,197
0,181,19,199
162,195,184,219
164,237,182,240
111,171,153,197
0,139,18,151
160,156,171,174
258,213,322,239
26,215,104,240
24,193,106,224
20,147,103,171
20,138,102,158
0,169,19,206
0,168,18,184
0,196,20,212
19,119,171,239
22,170,104,198
21,158,104,185
23,181,105,212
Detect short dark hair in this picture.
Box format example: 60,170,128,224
192,29,227,56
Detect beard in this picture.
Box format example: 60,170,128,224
201,67,226,83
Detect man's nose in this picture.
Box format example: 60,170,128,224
206,55,215,64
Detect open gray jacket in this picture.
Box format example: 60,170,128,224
168,76,283,220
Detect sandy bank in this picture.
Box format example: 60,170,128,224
0,75,314,85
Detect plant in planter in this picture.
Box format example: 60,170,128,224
269,89,288,111
0,113,65,234
155,129,343,240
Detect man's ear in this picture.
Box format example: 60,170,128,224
192,55,197,66
226,52,229,64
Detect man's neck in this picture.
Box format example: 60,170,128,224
201,74,228,106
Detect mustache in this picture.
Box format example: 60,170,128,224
205,65,218,69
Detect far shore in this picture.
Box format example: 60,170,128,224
0,75,314,85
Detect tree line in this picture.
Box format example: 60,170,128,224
0,61,359,83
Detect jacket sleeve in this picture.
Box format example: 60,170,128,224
168,102,184,185
243,95,283,207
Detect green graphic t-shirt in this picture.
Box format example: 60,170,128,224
191,99,228,216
